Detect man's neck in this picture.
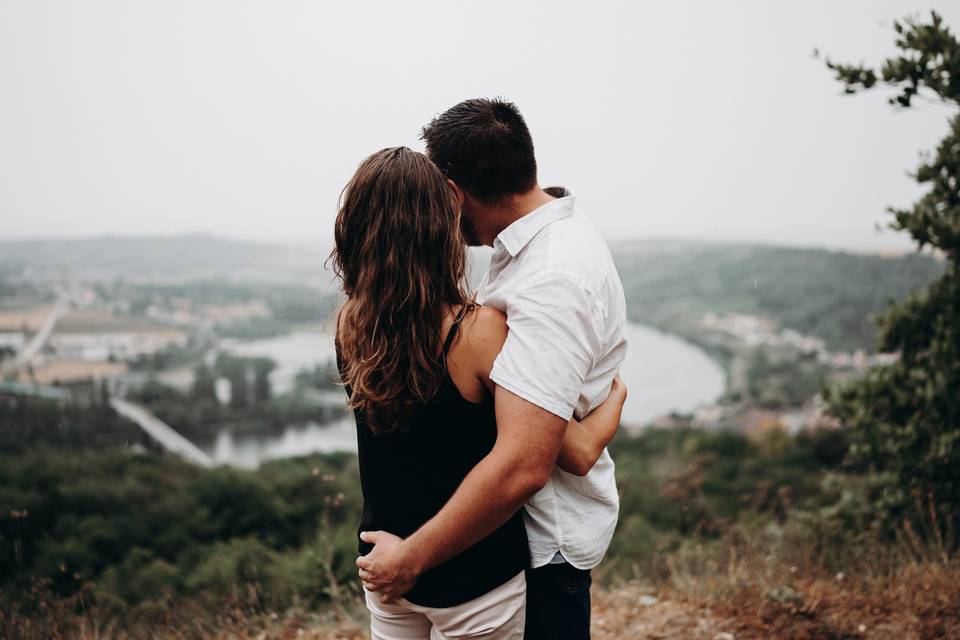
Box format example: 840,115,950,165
477,187,556,246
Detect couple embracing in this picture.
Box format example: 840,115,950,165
331,98,629,639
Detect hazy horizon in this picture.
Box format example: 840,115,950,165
3,1,958,252
0,230,936,258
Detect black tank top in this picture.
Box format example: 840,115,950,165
337,308,529,608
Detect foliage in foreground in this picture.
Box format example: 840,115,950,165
0,422,880,637
0,447,362,638
824,11,960,536
3,422,957,639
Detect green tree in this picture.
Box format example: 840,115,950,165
229,371,249,410
824,12,960,531
215,354,275,408
253,359,274,405
190,365,217,403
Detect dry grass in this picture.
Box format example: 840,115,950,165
2,594,371,640
6,531,957,640
715,559,960,639
600,537,960,639
593,583,736,639
594,558,960,639
7,560,959,640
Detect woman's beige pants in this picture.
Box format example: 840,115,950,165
364,571,526,640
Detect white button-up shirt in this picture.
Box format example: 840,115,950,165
477,187,628,569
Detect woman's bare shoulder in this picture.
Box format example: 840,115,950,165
453,305,507,380
464,305,507,342
473,304,506,325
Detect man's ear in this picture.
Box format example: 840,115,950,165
447,179,465,207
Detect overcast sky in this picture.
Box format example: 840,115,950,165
1,1,957,251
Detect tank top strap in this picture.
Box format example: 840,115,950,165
442,303,473,358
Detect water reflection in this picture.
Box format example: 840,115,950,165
618,323,725,427
200,416,356,469
220,331,337,394
209,321,727,467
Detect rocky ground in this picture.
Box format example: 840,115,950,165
592,585,735,640
194,586,741,640
219,570,959,640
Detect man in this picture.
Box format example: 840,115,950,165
357,98,628,640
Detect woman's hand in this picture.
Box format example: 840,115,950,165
605,375,628,408
556,375,628,476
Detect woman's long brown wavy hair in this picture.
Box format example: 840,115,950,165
330,147,471,433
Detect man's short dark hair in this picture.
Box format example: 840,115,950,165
420,98,537,204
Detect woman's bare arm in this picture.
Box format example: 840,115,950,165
466,306,627,476
556,377,627,476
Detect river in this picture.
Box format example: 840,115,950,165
210,321,725,467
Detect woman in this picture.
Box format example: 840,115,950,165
331,147,626,639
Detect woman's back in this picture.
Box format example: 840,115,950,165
339,308,528,608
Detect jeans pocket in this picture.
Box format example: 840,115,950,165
562,569,592,595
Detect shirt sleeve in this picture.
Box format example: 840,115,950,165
489,269,602,421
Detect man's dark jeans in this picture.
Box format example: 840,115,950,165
524,562,592,640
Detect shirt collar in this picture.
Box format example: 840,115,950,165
494,186,575,257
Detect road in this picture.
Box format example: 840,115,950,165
1,301,68,377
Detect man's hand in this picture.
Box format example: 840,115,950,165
354,385,565,601
356,531,419,602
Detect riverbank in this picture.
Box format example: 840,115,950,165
628,309,868,435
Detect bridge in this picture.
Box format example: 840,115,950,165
109,397,214,468
0,381,214,468
0,301,215,468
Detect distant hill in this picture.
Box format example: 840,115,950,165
0,235,944,351
610,239,945,352
0,234,332,286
